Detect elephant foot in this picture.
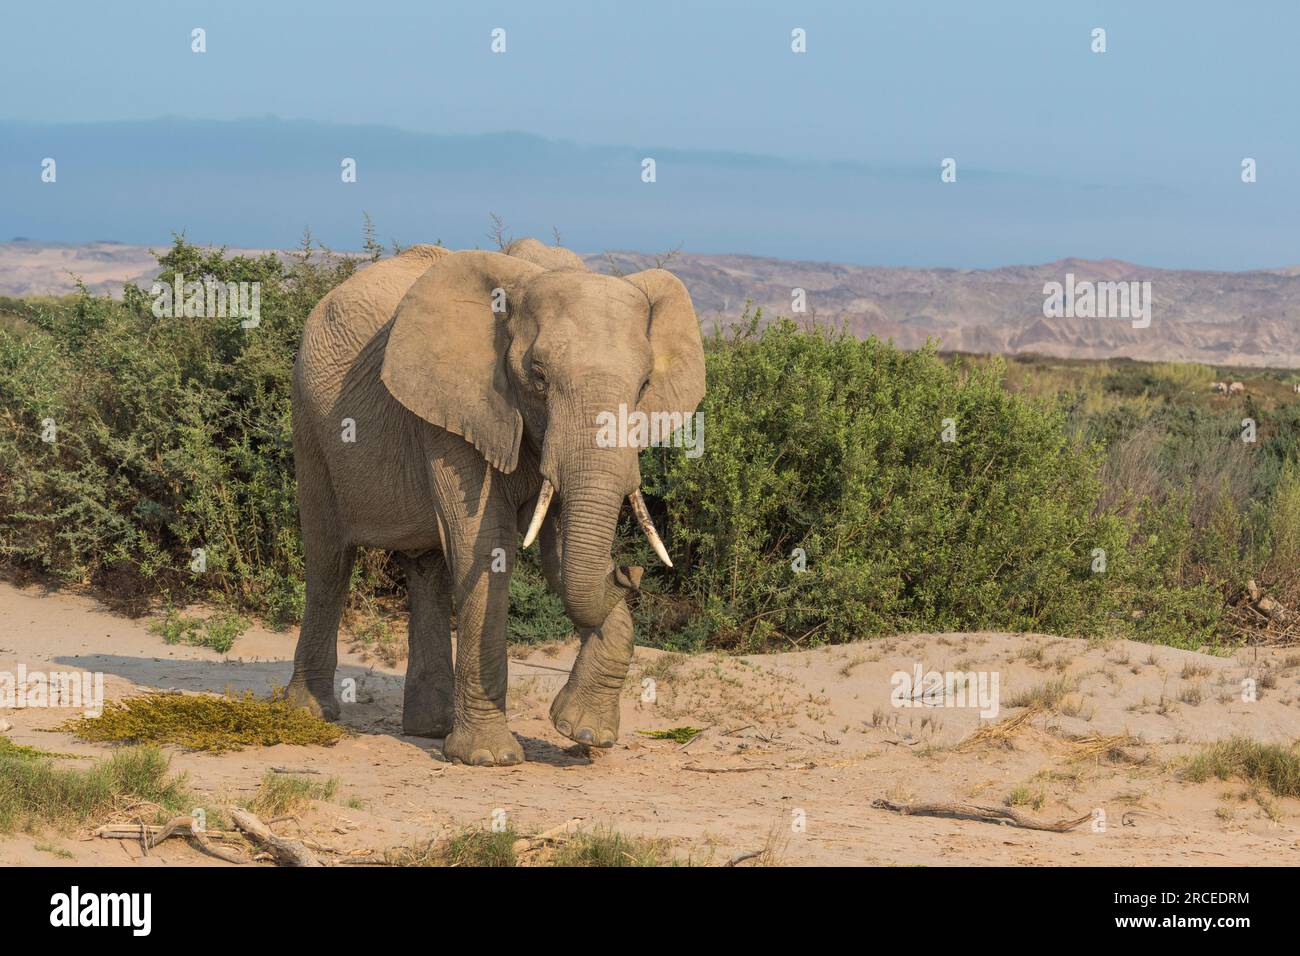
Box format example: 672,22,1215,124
284,676,340,721
549,680,621,748
443,720,524,767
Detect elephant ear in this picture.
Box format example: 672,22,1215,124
624,269,706,419
381,250,542,474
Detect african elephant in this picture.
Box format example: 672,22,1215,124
285,238,705,766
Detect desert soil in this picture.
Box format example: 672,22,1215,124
1,580,1298,866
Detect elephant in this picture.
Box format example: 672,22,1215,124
285,237,706,766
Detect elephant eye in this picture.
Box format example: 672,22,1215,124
637,377,650,401
531,363,548,392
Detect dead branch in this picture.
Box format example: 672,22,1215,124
872,798,1092,832
230,807,323,866
189,828,249,864
94,817,248,864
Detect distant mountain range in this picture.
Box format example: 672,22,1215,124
3,117,1297,271
5,240,1299,367
639,252,1300,368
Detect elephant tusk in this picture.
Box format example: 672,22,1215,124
629,490,673,568
522,480,554,548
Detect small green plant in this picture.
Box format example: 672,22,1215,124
638,726,705,744
149,608,248,654
60,691,345,752
33,841,75,859
1006,785,1046,811
0,737,76,760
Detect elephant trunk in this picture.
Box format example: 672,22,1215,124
557,466,637,630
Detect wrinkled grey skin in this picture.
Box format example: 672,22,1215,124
286,238,705,766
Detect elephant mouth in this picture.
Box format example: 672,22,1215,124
521,480,673,568
614,564,644,590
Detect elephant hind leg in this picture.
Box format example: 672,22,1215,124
286,430,355,721
396,550,454,737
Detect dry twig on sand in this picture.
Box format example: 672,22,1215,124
871,798,1092,832
94,816,248,864
230,807,323,866
683,761,814,774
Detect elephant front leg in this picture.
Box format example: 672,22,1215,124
537,515,633,747
442,530,524,767
549,603,634,747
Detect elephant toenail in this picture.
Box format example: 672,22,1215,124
576,728,596,744
470,750,494,766
556,720,572,737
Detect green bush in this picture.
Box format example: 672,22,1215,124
4,241,1296,653
507,553,573,645
638,314,1125,651
0,236,358,619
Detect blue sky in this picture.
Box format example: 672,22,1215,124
2,1,1298,268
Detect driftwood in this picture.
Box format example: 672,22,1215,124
230,807,323,866
189,827,249,864
94,817,248,864
871,798,1092,832
726,850,763,867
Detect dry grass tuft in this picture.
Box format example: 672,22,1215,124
248,771,341,817
1182,737,1300,797
0,745,191,834
1065,733,1146,764
955,707,1043,752
388,825,678,867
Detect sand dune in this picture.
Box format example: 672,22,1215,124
2,580,1297,866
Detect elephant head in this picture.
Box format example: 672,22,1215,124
380,243,705,628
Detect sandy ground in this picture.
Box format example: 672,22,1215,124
2,579,1299,866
